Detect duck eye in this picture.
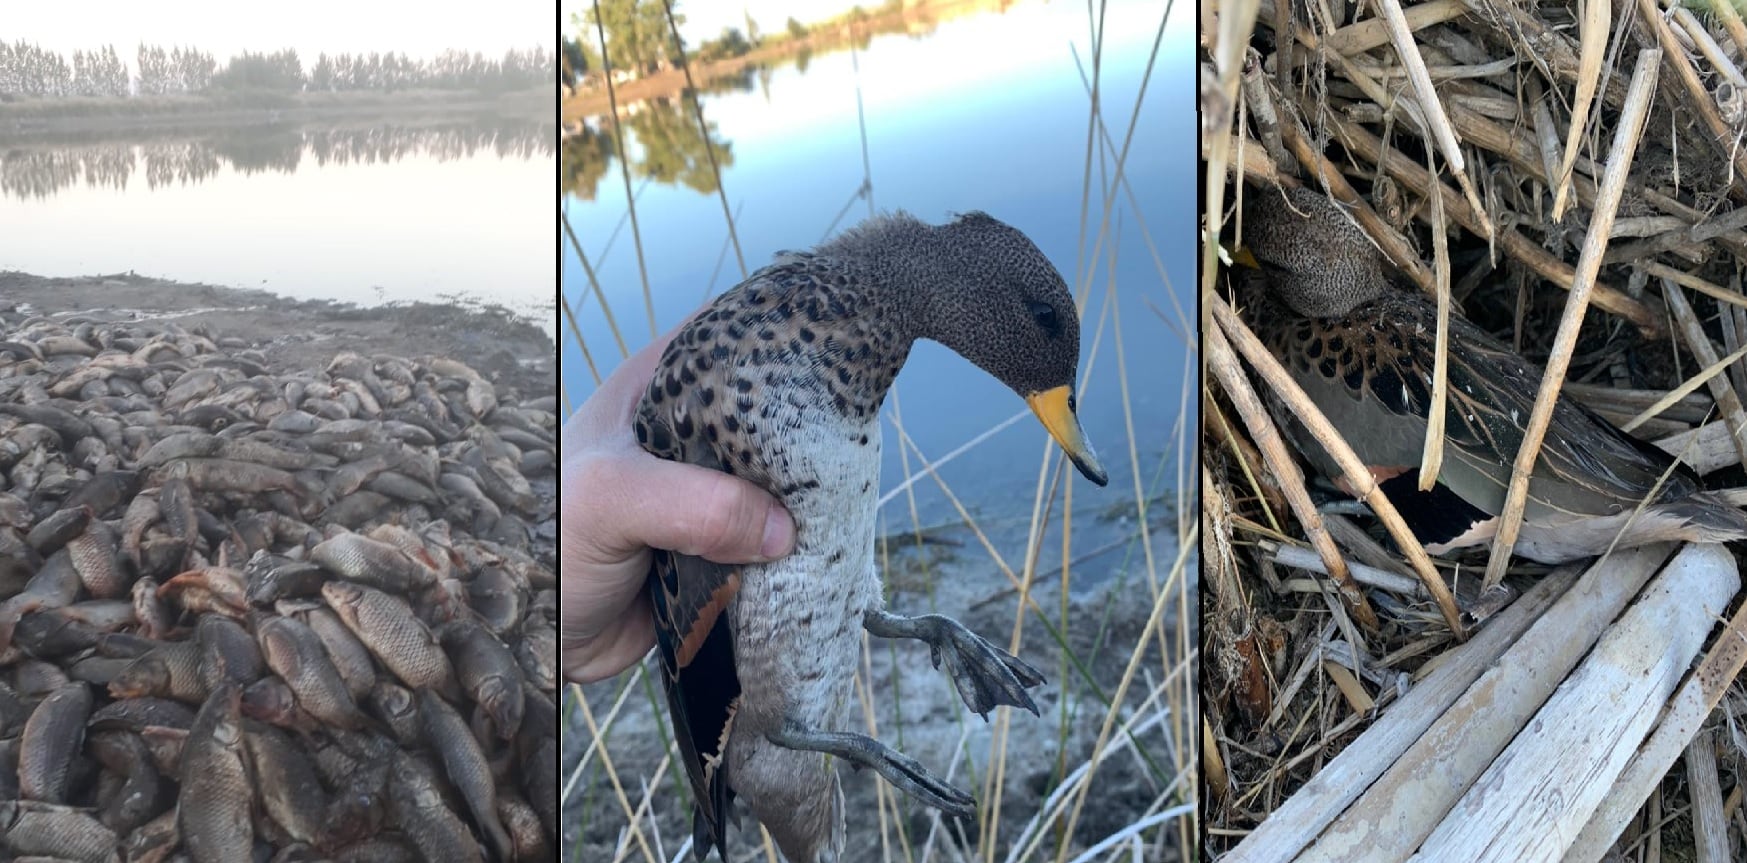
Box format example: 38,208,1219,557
1027,301,1060,334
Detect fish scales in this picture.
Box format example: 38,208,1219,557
0,314,556,860
177,686,253,863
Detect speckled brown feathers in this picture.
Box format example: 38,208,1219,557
1236,184,1747,562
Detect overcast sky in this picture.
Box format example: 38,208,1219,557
11,1,553,65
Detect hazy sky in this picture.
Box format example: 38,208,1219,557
11,1,553,65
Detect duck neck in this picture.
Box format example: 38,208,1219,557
816,212,949,343
807,214,948,418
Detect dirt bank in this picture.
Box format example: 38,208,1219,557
0,271,554,395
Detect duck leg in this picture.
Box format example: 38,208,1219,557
862,609,1045,717
767,720,975,818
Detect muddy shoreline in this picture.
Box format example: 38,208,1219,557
0,271,554,395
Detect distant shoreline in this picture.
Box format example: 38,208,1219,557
0,86,551,138
563,0,1013,120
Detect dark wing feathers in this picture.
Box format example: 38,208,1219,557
635,330,746,862
1274,288,1699,520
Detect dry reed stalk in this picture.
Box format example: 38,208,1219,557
1206,314,1379,628
1660,280,1747,467
1212,296,1458,632
1550,0,1610,220
1685,729,1730,863
1373,0,1490,238
1480,48,1663,591
1417,144,1451,490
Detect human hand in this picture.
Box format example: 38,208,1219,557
562,322,796,684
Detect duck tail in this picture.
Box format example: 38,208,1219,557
1668,491,1747,542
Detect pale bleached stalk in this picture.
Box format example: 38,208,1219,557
1550,0,1608,219
1481,49,1661,591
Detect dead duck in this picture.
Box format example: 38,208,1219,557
1232,184,1747,564
634,211,1107,862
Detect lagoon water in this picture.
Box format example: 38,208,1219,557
0,112,556,330
565,0,1196,570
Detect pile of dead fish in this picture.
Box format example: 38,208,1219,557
0,314,557,862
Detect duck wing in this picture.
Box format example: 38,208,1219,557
1262,282,1698,523
635,322,749,862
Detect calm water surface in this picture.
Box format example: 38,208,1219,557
566,0,1195,569
0,112,556,330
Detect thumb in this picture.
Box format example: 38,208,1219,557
612,455,796,564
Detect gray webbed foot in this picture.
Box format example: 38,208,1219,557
768,721,975,819
863,609,1045,718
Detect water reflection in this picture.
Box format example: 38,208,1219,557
561,96,731,200
0,116,555,200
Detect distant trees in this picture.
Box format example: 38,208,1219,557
137,45,217,95
582,0,686,74
0,40,554,101
211,49,303,92
787,17,809,39
72,46,129,97
696,28,752,62
0,42,72,97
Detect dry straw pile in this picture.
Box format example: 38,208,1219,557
1203,0,1747,859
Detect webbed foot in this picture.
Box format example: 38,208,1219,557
863,609,1045,718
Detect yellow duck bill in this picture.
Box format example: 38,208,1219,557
1024,386,1108,486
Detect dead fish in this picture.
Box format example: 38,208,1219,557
439,619,523,741
167,457,305,498
159,470,198,567
244,552,327,607
417,688,512,861
240,676,325,737
123,808,179,863
367,681,421,746
66,520,126,599
109,642,205,703
304,607,377,701
159,566,248,618
57,471,139,520
497,792,552,863
245,724,329,846
88,696,196,733
513,618,557,693
320,581,457,698
26,504,90,554
13,611,103,658
196,615,264,691
131,576,171,640
0,799,121,863
466,568,522,636
257,614,369,731
88,730,164,835
18,683,92,803
387,749,485,863
178,685,254,863
310,533,438,593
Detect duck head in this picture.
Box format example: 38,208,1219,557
906,211,1109,486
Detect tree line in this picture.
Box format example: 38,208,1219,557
567,0,903,84
0,40,556,100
